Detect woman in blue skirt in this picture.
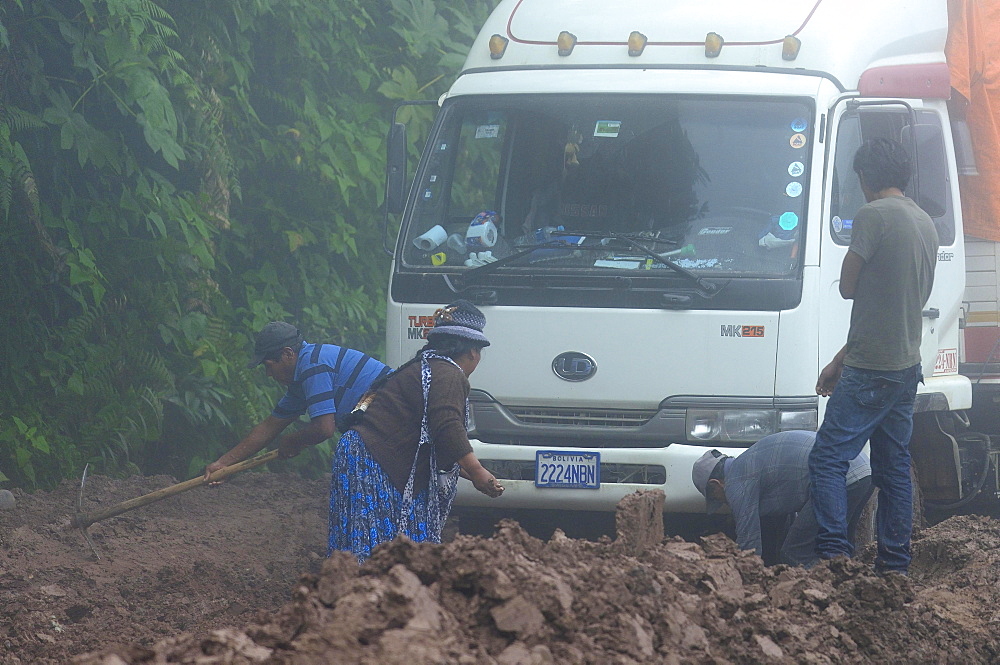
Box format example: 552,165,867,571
328,300,504,562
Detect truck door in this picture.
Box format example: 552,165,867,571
822,102,959,378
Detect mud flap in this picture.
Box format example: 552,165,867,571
910,411,963,502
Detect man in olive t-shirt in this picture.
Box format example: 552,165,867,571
808,137,939,575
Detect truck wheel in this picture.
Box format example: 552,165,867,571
851,489,878,553
849,463,924,555
911,463,925,531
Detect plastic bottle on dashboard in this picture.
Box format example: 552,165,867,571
512,225,563,247
534,225,565,242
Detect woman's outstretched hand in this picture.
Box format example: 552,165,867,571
469,466,505,498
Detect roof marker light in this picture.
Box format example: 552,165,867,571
557,31,577,56
489,34,509,60
705,32,724,58
628,31,647,57
782,35,801,61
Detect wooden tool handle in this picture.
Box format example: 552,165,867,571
72,450,280,529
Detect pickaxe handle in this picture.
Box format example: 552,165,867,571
71,450,280,529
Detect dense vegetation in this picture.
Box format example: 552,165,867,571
0,0,494,489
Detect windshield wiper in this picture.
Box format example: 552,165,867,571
445,239,571,291
445,230,722,298
548,230,720,296
611,235,720,296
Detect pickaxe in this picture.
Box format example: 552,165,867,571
71,450,280,559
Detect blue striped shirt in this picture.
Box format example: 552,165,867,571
272,342,390,430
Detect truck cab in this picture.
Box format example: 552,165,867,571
384,0,974,518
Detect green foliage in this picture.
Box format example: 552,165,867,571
0,0,498,489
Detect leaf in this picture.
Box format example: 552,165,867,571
67,373,85,395
286,230,305,252
31,435,50,454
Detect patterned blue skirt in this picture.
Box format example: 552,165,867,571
328,429,435,563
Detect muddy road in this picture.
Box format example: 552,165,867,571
2,474,1000,664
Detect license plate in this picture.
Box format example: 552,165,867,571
535,450,601,489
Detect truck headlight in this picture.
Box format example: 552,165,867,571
466,403,477,435
686,408,817,443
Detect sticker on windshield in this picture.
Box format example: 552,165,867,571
790,118,808,132
788,161,804,177
790,133,807,149
475,124,500,139
594,121,622,138
698,227,733,235
785,182,803,198
779,212,799,230
832,216,843,233
594,258,640,269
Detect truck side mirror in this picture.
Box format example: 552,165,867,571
902,123,947,218
386,122,408,215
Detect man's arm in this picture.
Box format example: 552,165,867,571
727,478,763,556
838,249,865,299
276,413,337,459
816,343,851,396
205,415,294,478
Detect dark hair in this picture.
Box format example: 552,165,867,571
263,340,303,363
852,137,911,193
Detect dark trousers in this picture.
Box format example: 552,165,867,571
760,476,875,567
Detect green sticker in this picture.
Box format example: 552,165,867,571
594,121,621,138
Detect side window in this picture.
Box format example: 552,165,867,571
830,109,954,246
830,114,864,244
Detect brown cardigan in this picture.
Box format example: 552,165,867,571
352,358,473,494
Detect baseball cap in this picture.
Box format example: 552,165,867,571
247,321,303,368
692,449,728,514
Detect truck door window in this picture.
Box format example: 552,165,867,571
830,109,955,246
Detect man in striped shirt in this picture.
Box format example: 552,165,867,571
204,321,389,477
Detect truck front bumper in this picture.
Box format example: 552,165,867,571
455,440,747,513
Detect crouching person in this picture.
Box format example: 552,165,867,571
692,430,872,567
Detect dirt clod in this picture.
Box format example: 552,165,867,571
0,489,15,511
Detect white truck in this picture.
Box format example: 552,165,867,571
382,0,1000,522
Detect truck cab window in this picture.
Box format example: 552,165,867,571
401,94,815,278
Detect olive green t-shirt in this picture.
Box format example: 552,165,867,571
844,196,939,371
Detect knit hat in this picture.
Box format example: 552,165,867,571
692,449,729,514
427,300,490,346
247,321,303,368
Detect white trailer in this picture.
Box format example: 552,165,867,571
382,0,1000,518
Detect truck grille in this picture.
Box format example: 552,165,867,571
505,406,657,428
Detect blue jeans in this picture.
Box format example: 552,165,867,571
809,364,921,572
779,475,874,567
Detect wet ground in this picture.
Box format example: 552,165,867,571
2,474,1000,664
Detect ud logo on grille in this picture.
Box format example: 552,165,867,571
552,351,597,381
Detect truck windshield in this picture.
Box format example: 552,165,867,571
400,94,814,279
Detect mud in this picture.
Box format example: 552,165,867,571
3,475,1000,664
